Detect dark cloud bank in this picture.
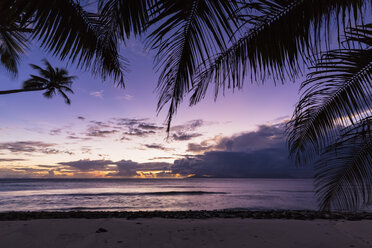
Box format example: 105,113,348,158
173,124,313,178
57,123,313,178
58,159,171,177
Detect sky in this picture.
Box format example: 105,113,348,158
0,33,313,178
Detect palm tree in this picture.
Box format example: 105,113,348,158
287,24,372,211
0,59,75,104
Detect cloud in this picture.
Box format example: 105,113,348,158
77,116,86,120
36,165,61,169
67,135,92,141
115,118,149,127
0,141,59,154
172,132,202,141
187,124,286,153
113,118,164,138
52,117,165,142
0,168,37,178
187,142,213,153
174,123,313,178
123,128,156,137
144,143,171,151
57,158,172,177
81,146,92,154
138,123,163,130
49,128,62,136
89,121,111,128
214,124,286,152
171,119,204,132
86,129,118,137
149,156,176,160
0,165,63,178
90,90,104,98
83,121,119,138
114,118,206,140
0,158,27,162
12,167,51,173
115,118,163,130
117,94,134,101
109,160,172,177
172,149,312,178
58,159,114,171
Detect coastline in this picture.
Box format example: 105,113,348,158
1,210,372,221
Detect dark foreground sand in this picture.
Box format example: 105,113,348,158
0,218,371,248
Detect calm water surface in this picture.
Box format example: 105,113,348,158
0,178,316,212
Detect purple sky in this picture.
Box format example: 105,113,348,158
0,36,306,178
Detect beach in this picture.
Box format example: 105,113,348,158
1,211,372,248
1,217,372,248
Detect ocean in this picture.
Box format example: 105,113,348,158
0,178,318,212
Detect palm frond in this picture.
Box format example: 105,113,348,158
57,89,72,104
146,0,239,131
8,0,125,85
0,1,30,74
42,89,55,98
315,117,372,211
59,86,74,94
98,0,155,39
190,0,368,105
287,24,372,166
347,24,372,46
22,78,45,89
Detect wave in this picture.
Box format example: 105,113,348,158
27,191,226,198
61,207,127,211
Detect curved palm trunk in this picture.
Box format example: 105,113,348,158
0,87,46,95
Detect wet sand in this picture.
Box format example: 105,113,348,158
0,218,371,248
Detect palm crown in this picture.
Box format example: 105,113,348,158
23,60,75,104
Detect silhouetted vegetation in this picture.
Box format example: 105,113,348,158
287,24,372,211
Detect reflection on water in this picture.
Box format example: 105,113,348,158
0,178,316,212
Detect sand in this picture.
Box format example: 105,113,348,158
0,218,371,248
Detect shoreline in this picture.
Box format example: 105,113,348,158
1,210,372,221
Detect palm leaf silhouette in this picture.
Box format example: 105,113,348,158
145,0,239,131
287,24,372,166
287,24,372,211
315,117,372,211
0,1,31,74
190,0,367,105
98,0,155,39
3,0,125,84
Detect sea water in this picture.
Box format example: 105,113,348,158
0,178,316,212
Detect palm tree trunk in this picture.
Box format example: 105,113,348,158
0,87,46,95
